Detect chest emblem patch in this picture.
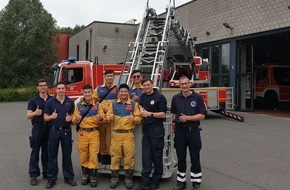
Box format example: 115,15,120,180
191,101,196,107
150,100,155,105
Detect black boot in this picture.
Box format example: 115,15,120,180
105,154,111,165
89,169,98,187
81,166,89,185
110,170,119,189
98,153,102,163
125,170,134,189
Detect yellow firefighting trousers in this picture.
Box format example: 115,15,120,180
110,132,135,170
77,129,100,169
99,122,111,155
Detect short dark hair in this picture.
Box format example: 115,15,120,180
179,76,190,81
56,81,65,87
37,79,47,86
104,69,115,75
119,83,129,91
131,70,141,76
82,84,93,90
141,78,153,85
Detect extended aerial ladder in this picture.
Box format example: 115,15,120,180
118,0,196,90
115,0,244,179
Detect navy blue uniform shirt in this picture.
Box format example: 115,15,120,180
44,96,74,127
27,94,53,125
139,89,167,127
171,91,207,125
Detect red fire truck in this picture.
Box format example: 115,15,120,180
48,57,124,100
254,64,290,108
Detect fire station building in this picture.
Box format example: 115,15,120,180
69,0,290,111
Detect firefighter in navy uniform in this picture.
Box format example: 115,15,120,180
44,81,76,189
26,79,52,186
171,76,207,190
135,78,167,190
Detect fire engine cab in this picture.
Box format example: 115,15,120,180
48,57,124,100
254,64,290,108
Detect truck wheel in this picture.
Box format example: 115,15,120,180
263,91,278,109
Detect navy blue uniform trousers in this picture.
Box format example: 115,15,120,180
29,123,49,177
47,128,74,182
175,126,202,178
141,125,164,186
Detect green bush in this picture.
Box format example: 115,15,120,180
0,86,37,102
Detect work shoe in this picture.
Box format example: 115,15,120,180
151,184,160,190
90,169,98,187
30,177,37,186
45,181,55,189
125,170,134,189
172,181,186,190
133,184,150,190
64,179,77,186
110,170,119,189
81,166,89,185
192,184,200,190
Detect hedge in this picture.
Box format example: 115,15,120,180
0,86,38,102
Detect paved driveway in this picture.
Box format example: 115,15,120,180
0,102,289,190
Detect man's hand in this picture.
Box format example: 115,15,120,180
65,113,72,122
139,106,151,118
132,94,139,102
50,110,58,120
179,113,188,122
96,114,103,121
34,105,42,116
108,114,114,121
129,112,135,122
172,123,176,132
75,114,82,123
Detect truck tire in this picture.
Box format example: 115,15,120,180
263,91,278,109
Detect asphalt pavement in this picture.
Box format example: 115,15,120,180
0,102,289,190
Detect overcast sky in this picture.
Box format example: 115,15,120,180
0,0,191,27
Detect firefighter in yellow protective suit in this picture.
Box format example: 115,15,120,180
72,84,104,187
92,69,118,165
101,83,142,189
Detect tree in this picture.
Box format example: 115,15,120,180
0,0,57,88
57,24,86,34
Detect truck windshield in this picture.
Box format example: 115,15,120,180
274,67,290,85
49,67,60,87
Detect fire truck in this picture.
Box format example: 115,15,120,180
48,0,244,178
48,58,124,100
253,64,290,108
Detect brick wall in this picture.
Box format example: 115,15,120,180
69,22,137,63
174,0,290,44
69,0,290,61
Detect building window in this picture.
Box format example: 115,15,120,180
85,40,89,60
76,45,79,61
197,43,230,87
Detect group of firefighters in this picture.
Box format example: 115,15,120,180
26,69,207,190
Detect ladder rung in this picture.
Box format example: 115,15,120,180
140,64,154,67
